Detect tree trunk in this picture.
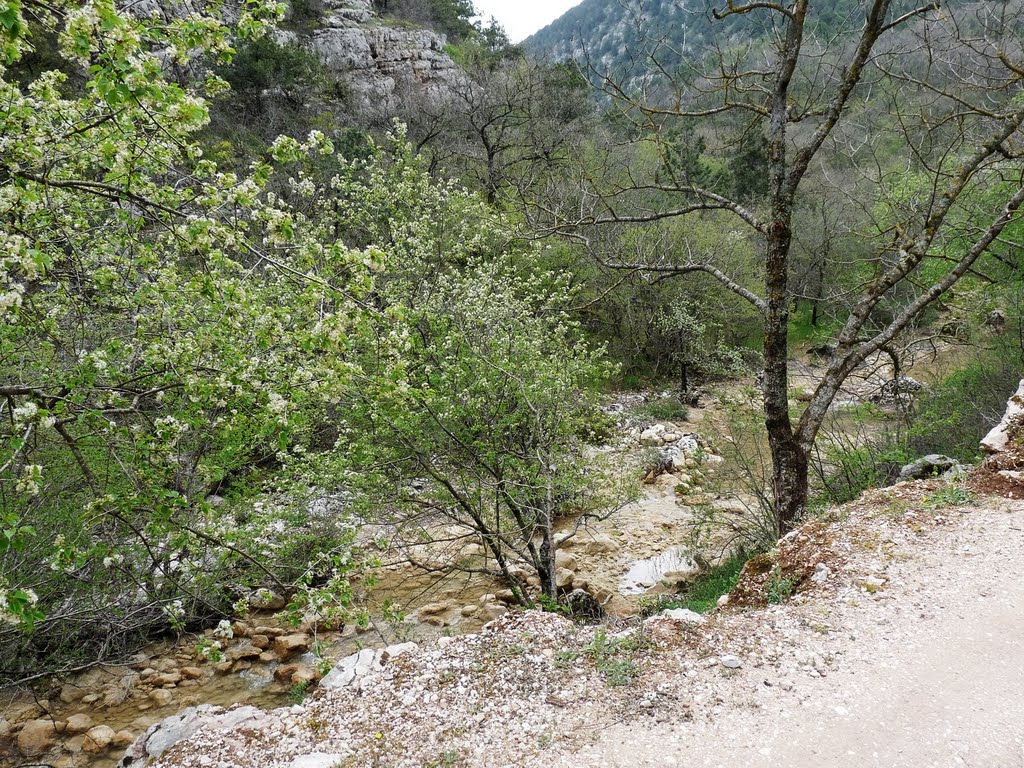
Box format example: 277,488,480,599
679,360,689,399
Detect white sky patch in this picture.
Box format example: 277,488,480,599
474,0,584,43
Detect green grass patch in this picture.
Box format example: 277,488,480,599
638,552,749,616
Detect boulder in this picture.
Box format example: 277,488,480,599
381,642,418,663
226,642,263,662
149,672,181,687
898,454,963,481
118,705,264,766
872,376,924,403
17,719,56,757
981,380,1024,454
149,689,174,707
640,424,667,446
581,533,620,555
179,666,204,680
112,730,135,748
65,713,94,735
320,648,382,690
82,725,116,753
554,568,575,589
247,589,287,611
273,633,311,660
554,550,578,571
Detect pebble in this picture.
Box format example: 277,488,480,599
721,655,742,669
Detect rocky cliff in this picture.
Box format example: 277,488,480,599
278,0,464,122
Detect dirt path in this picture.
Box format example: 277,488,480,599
550,499,1024,768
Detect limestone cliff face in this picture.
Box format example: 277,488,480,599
280,0,464,121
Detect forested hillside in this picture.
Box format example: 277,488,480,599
2,2,1024,763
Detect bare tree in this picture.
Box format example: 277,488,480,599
535,0,1024,531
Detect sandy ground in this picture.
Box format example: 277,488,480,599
549,498,1024,768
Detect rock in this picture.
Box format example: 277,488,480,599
659,608,705,625
226,642,263,662
479,603,508,622
382,642,418,663
274,663,302,683
17,719,56,756
119,705,264,765
65,713,94,734
320,648,383,690
150,671,181,687
273,633,311,660
149,689,174,707
717,594,730,607
873,376,924,403
417,602,449,616
247,589,287,611
811,563,830,584
721,654,742,669
112,730,135,748
640,424,667,446
554,550,578,571
581,533,620,555
460,604,478,617
230,621,250,637
179,666,203,680
59,684,86,704
554,567,575,589
82,725,116,753
254,626,285,638
251,634,271,649
898,454,963,481
982,380,1024,454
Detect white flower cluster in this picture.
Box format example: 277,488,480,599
0,586,38,625
102,551,124,568
15,464,43,496
213,619,234,639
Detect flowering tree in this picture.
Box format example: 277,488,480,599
0,0,385,677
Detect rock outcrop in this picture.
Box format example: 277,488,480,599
285,0,464,121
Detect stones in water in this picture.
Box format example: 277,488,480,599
619,546,699,595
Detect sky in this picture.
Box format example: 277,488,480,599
473,0,583,43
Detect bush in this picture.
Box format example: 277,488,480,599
908,339,1024,461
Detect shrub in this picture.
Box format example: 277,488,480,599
908,340,1024,461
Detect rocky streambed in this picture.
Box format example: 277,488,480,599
1,399,742,768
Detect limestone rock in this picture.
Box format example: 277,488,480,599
982,380,1024,454
119,705,265,766
65,713,94,735
898,454,963,481
83,725,116,753
17,719,56,757
320,648,382,690
273,633,311,660
554,567,575,589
